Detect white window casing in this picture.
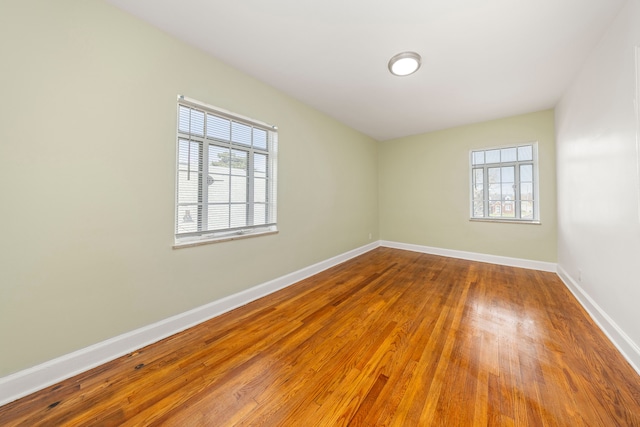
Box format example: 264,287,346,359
469,142,540,224
174,96,278,246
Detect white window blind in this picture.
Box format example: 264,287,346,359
175,96,278,244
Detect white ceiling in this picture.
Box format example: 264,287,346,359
105,0,625,141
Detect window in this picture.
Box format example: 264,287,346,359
470,143,538,222
175,96,278,245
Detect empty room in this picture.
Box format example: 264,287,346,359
1,0,640,425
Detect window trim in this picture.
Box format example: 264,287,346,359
174,95,278,247
468,142,540,224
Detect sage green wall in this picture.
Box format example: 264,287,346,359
378,110,557,262
0,0,378,377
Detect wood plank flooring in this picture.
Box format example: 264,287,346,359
1,247,640,426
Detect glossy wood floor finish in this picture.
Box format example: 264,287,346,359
2,248,640,426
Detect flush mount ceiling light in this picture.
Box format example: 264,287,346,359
388,51,422,76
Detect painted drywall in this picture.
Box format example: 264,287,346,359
0,0,378,377
555,0,640,357
379,110,557,262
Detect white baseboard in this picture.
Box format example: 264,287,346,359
556,266,640,376
0,242,380,407
380,240,557,272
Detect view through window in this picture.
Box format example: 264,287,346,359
470,143,538,222
175,97,278,244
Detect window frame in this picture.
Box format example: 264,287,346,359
174,95,278,247
469,142,540,224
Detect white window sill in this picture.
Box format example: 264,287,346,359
469,218,541,225
173,229,278,249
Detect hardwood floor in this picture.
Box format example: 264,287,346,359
1,247,639,426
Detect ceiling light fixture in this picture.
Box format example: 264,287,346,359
388,51,422,77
